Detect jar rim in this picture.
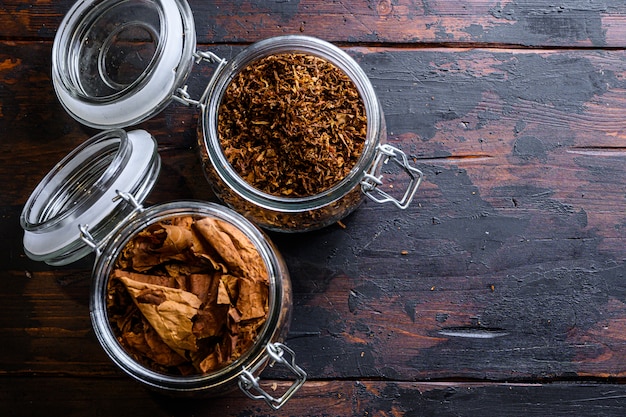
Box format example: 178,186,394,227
90,201,287,390
200,35,382,213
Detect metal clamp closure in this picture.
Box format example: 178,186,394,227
112,190,145,212
361,144,423,209
238,343,307,410
78,224,101,257
173,51,228,107
78,190,144,256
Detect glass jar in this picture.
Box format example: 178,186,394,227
50,0,423,232
90,201,303,406
196,35,423,232
20,129,305,409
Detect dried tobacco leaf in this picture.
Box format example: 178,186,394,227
118,221,195,272
193,217,268,285
107,215,270,376
218,53,367,197
124,320,188,367
117,276,201,357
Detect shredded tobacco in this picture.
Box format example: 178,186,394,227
106,216,269,376
218,53,367,197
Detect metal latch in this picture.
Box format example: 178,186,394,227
172,51,228,107
361,144,423,209
238,343,307,410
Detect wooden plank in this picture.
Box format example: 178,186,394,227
4,42,626,207
3,239,626,382
2,378,626,417
1,1,626,47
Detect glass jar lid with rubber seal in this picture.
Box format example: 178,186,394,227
51,0,424,232
20,128,305,409
51,0,196,128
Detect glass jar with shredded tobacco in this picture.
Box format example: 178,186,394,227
49,0,422,232
198,35,423,232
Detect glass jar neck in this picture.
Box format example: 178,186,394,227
201,35,382,213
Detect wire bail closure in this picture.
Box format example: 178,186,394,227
361,144,423,209
173,51,227,108
78,224,101,257
78,190,145,257
238,342,307,410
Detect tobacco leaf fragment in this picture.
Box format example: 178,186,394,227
237,277,269,321
123,321,188,368
193,309,224,339
110,269,173,287
117,275,201,357
193,217,268,283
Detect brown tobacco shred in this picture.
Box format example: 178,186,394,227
218,53,367,197
106,216,270,376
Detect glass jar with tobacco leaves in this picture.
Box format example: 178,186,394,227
20,128,305,409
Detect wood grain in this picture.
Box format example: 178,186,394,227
3,378,626,417
4,43,626,378
1,1,626,47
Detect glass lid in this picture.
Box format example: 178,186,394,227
21,129,161,266
52,0,196,129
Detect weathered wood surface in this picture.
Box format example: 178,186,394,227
4,1,626,416
2,1,626,47
4,379,626,417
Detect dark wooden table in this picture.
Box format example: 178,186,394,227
4,1,626,415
